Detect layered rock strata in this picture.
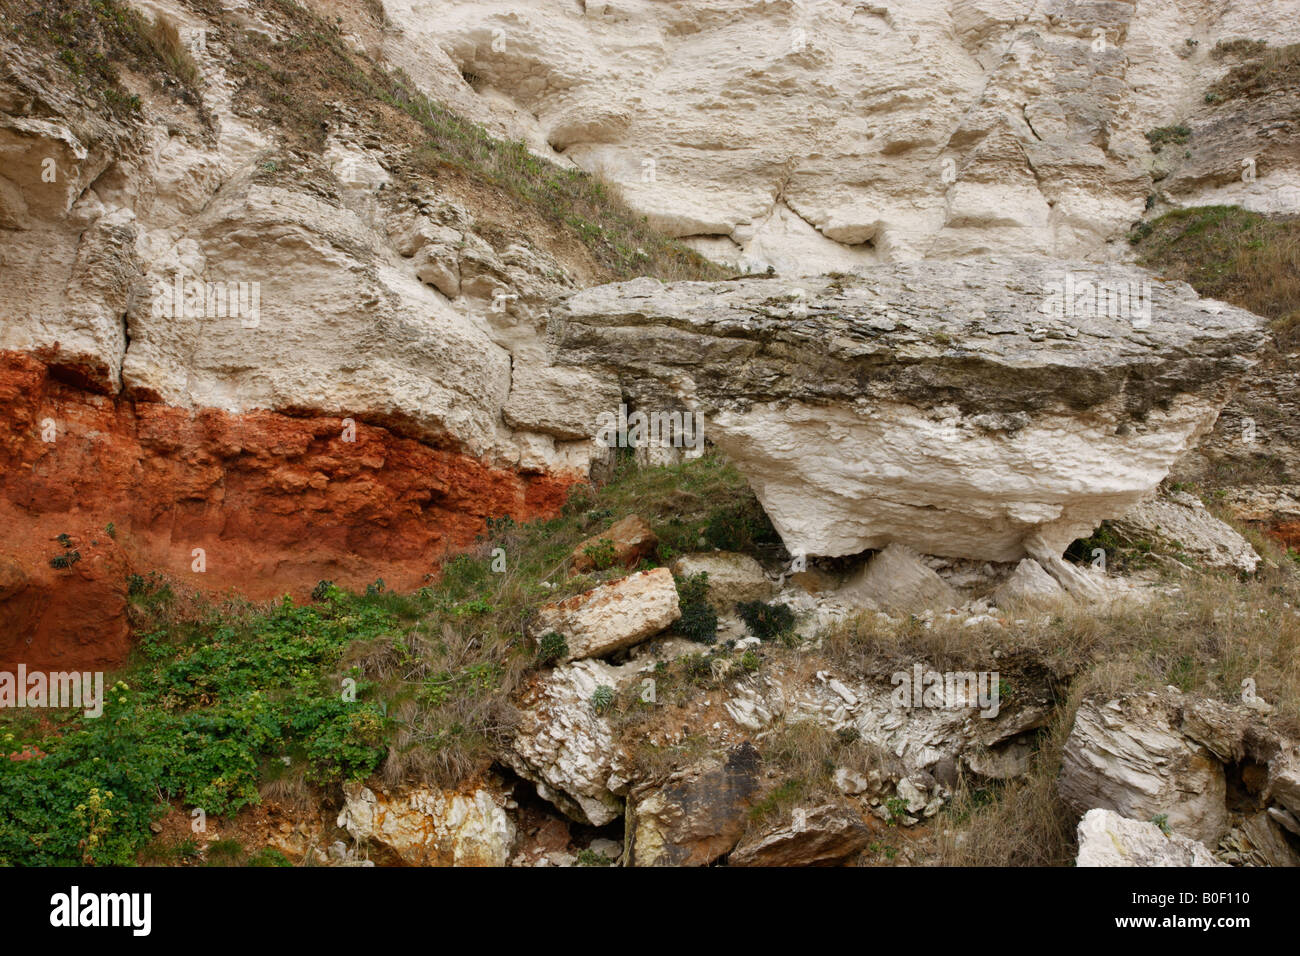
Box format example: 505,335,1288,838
553,260,1267,562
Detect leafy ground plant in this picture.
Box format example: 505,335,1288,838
0,589,393,865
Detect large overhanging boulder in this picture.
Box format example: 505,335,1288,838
551,257,1268,562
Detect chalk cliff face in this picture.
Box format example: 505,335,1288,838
1,0,1296,665
394,0,1300,272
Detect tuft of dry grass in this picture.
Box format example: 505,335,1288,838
1131,206,1300,335
746,720,889,831
1211,38,1270,61
1207,42,1300,102
138,13,202,89
257,759,315,812
826,568,1300,723
937,685,1082,866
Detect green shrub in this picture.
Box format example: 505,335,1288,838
885,796,910,825
703,500,780,552
581,538,617,571
736,600,797,643
673,572,717,643
535,631,569,665
680,653,719,687
1145,124,1191,153
204,838,244,865
247,846,293,867
0,596,394,865
437,554,491,601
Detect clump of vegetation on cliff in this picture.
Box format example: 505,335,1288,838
0,0,204,117
0,588,391,865
1144,124,1191,153
1206,40,1300,104
348,452,766,787
1130,205,1300,344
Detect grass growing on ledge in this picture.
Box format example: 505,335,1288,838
1129,205,1300,344
1144,124,1191,153
1206,41,1300,104
0,0,204,117
400,103,726,282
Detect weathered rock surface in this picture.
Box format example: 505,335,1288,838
729,804,871,867
668,552,772,612
555,262,1267,563
1110,491,1259,573
1270,746,1300,819
1221,485,1300,552
0,353,573,667
337,782,516,866
503,658,640,826
838,544,958,613
993,558,1069,610
1059,694,1228,847
400,0,1300,271
1154,43,1300,217
626,743,761,867
1219,811,1300,867
531,568,681,662
726,663,1047,785
0,17,608,664
570,515,658,574
1075,808,1225,867
0,517,131,670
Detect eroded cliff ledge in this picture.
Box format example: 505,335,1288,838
552,259,1269,561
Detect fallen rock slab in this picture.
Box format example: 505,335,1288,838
669,551,772,611
1075,808,1225,867
532,567,680,661
837,543,958,613
1110,491,1259,573
729,804,871,867
1059,693,1228,847
337,782,516,866
993,558,1068,610
503,658,640,826
626,743,761,867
